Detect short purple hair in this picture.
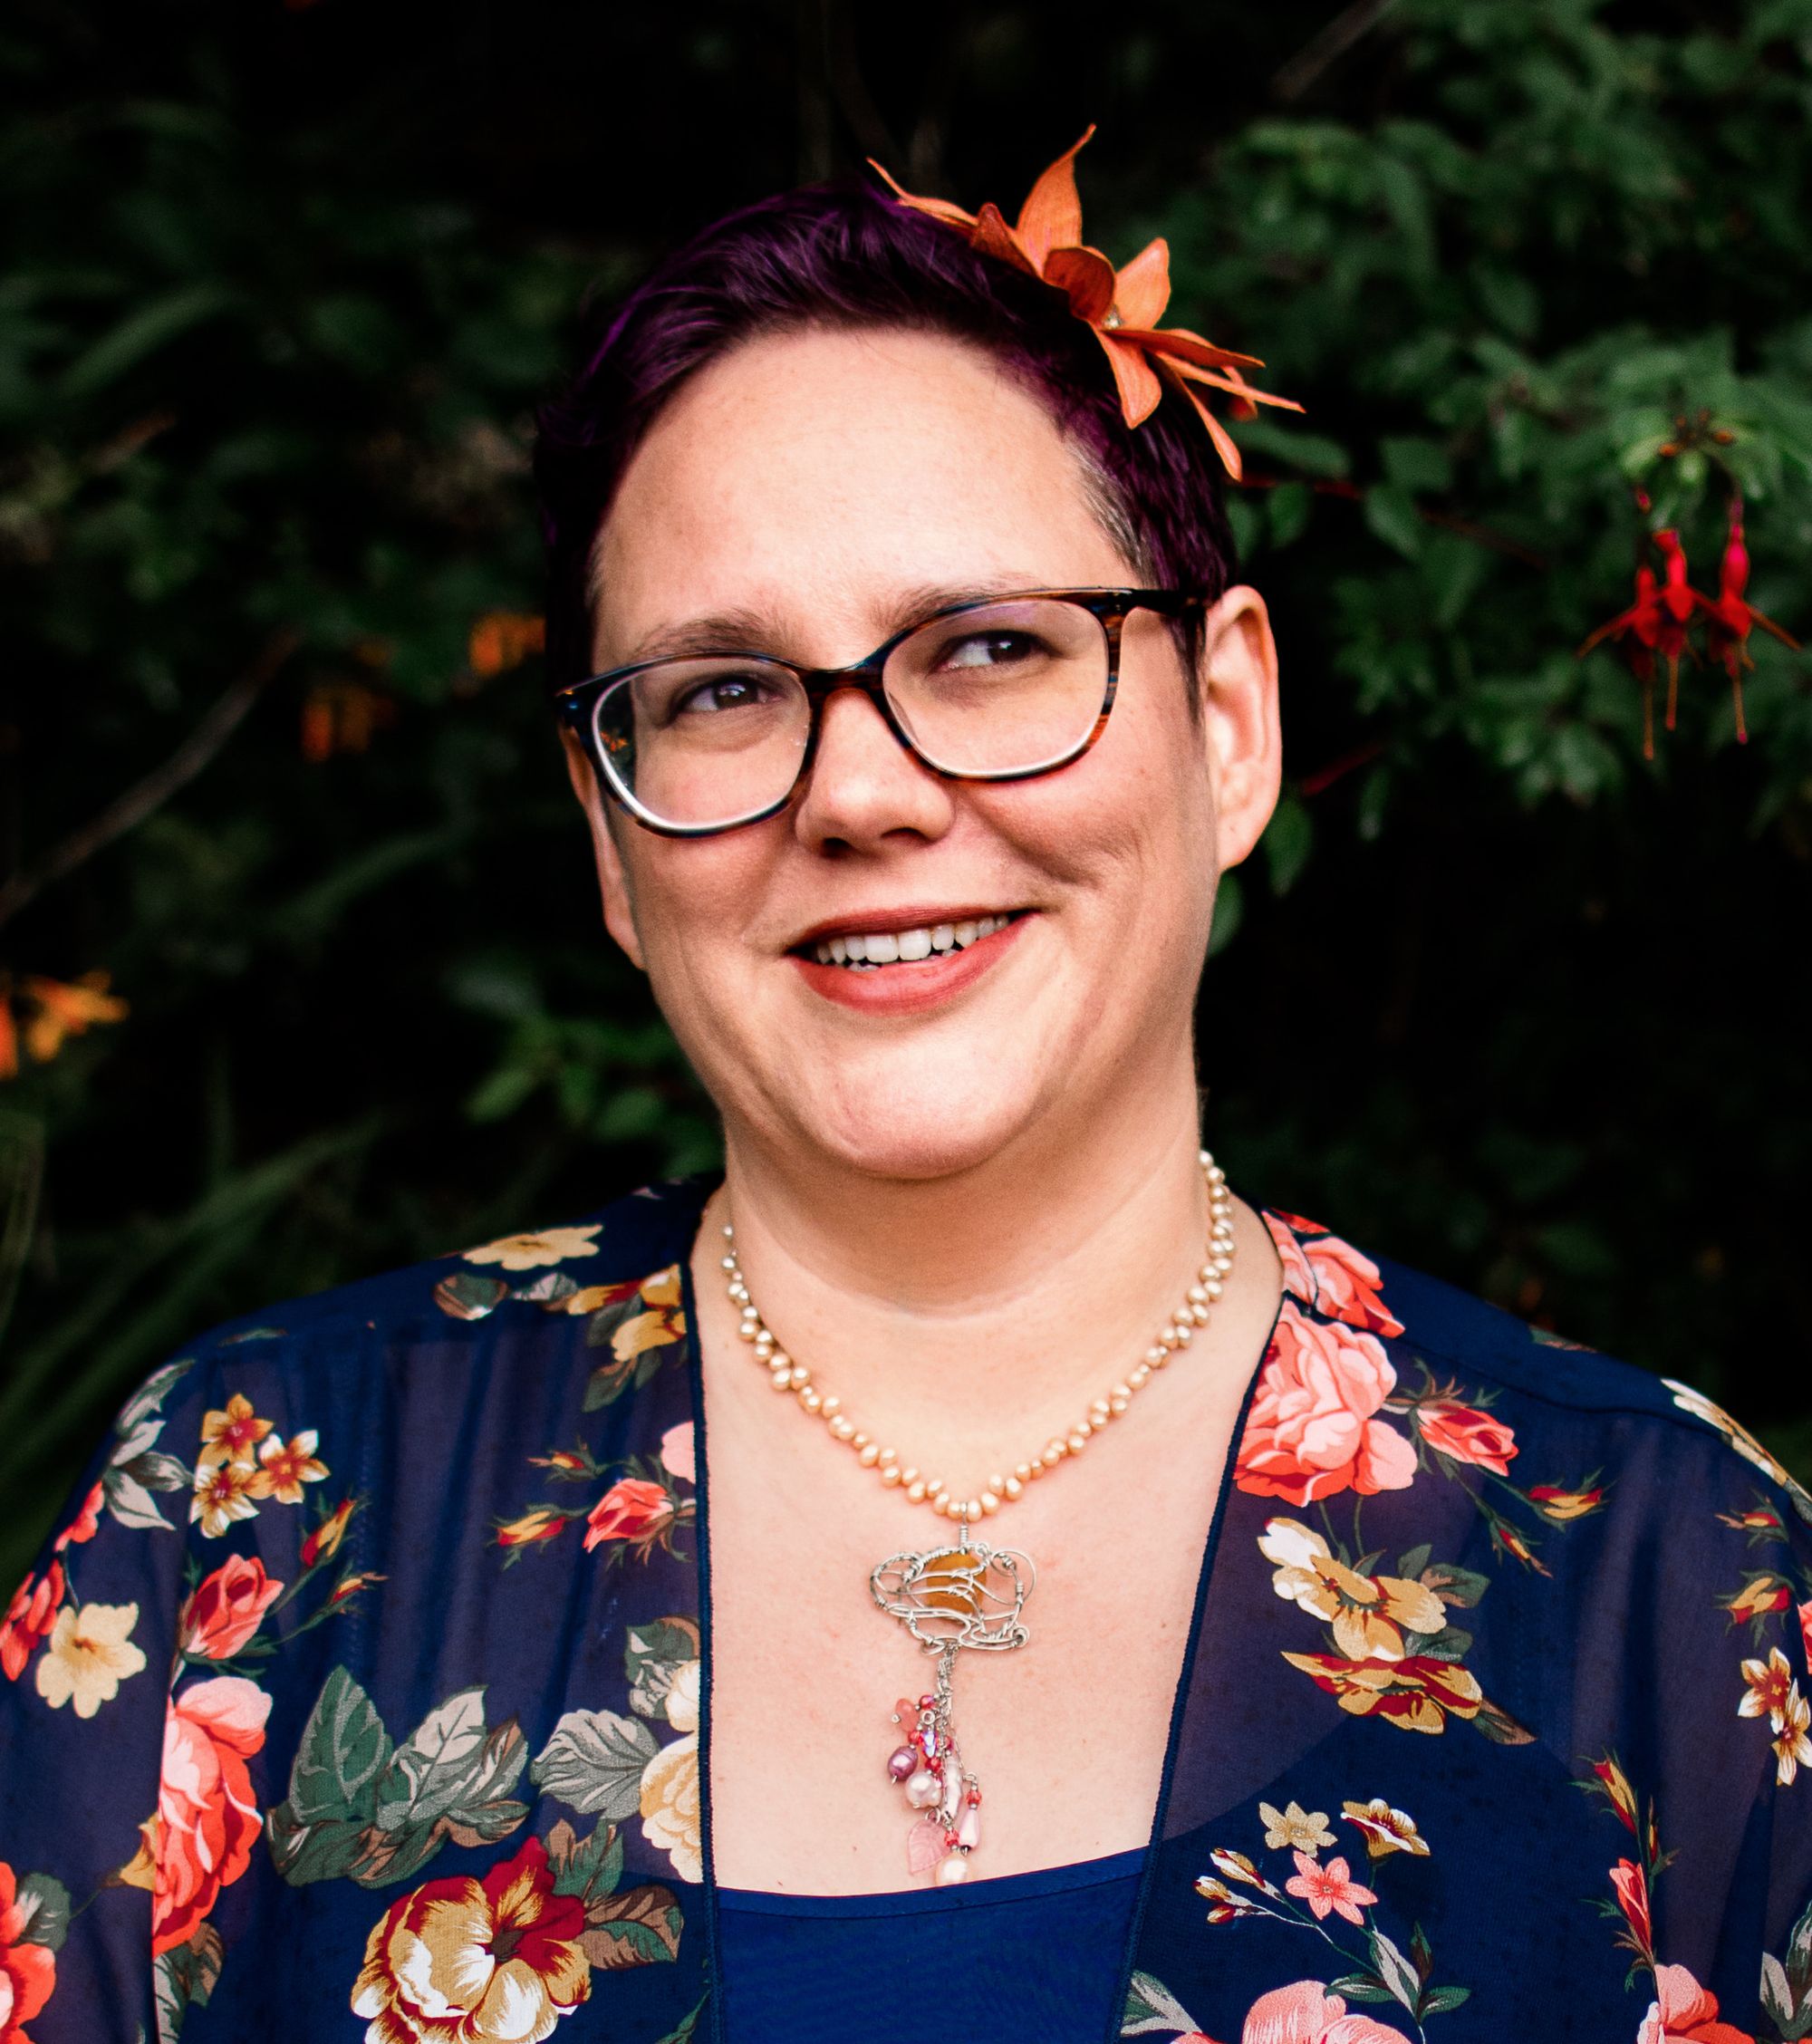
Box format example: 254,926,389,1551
534,178,1237,690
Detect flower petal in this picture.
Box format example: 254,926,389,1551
969,201,1039,275
865,159,978,231
1094,332,1163,427
1014,127,1094,269
1043,246,1117,323
1112,239,1172,329
1123,324,1263,371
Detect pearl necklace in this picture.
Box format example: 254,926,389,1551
718,1148,1237,1885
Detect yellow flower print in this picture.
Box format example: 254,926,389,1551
198,1393,273,1472
463,1224,603,1271
34,1601,147,1717
1773,1683,1812,1786
1259,1801,1335,1853
250,1428,330,1503
1664,1380,1812,1522
1258,1518,1446,1661
639,1657,702,1883
191,1459,260,1538
1342,1798,1430,1859
1740,1645,1796,1731
610,1265,686,1364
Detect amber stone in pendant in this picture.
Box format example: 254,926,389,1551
915,1547,987,1616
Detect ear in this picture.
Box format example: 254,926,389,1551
1195,583,1281,873
559,728,647,971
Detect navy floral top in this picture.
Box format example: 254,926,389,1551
3,1177,1811,2043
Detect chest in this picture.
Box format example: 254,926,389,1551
699,1376,1235,1893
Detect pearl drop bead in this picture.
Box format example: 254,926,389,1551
934,1853,970,1885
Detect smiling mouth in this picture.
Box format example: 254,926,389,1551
802,912,1026,970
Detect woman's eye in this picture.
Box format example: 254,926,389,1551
676,674,769,715
938,631,1039,671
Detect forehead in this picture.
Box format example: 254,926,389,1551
589,326,1133,666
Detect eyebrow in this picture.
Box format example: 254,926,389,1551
610,574,1061,670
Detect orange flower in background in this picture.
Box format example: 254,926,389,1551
872,129,1300,478
0,1859,57,2044
352,1835,590,2044
468,611,545,680
299,680,397,763
0,974,129,1076
151,1675,271,1955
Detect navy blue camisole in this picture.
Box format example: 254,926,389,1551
718,1848,1145,2041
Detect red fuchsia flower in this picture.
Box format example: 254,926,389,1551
1578,532,1703,759
1636,1962,1754,2044
583,1478,675,1554
1283,1849,1376,1925
178,1555,284,1662
1413,1400,1518,1476
53,1482,104,1553
1610,1857,1653,1956
0,1858,57,2044
0,1565,64,1683
1695,501,1800,744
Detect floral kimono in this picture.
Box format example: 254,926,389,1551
2,1177,1810,2043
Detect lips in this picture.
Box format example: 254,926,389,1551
786,911,1031,1014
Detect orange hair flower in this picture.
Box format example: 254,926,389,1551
871,127,1300,479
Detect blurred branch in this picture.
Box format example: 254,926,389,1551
1272,0,1401,103
0,1108,44,1352
0,629,297,933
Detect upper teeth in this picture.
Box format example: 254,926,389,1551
814,914,1011,966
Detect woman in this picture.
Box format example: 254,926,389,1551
2,140,1809,2044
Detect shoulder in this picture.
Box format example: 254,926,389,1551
1259,1204,1812,1529
149,1176,714,1388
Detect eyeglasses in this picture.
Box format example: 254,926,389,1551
554,587,1205,838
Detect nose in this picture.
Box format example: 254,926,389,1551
791,683,956,854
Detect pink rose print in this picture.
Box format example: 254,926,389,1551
1635,1962,1753,2043
1239,1978,1404,2043
1264,1215,1404,1338
1414,1400,1518,1475
1236,1301,1417,1506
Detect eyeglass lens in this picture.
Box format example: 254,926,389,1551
592,597,1110,830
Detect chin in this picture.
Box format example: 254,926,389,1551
776,1050,1058,1186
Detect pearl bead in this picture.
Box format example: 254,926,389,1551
820,1394,840,1418
829,1417,855,1441
965,1499,981,1521
768,1370,792,1392
1044,1441,1066,1466
1015,1462,1033,1481
1190,1302,1210,1325
881,1466,902,1486
905,1771,940,1808
988,1473,1006,1496
1003,1477,1022,1499
789,1364,811,1385
934,1853,970,1885
1130,1364,1152,1387
980,1491,999,1514
858,1443,881,1467
1145,1345,1167,1365
720,1256,737,1270
900,1468,919,1488
1188,1285,1209,1306
798,1387,823,1413
906,1480,927,1503
1110,1394,1130,1415
887,1746,917,1781
1066,1430,1089,1453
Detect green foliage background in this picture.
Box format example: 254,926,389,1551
4,0,1810,1587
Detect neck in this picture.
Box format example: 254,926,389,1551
707,1055,1249,1469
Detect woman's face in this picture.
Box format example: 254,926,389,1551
570,326,1279,1182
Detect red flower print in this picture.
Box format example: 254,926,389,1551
1800,1600,1812,1669
53,1482,103,1553
1635,1962,1754,2044
0,1859,56,2044
178,1556,284,1662
150,1675,272,1954
1239,1979,1403,2043
1721,1576,1794,1625
1530,1483,1605,1522
1236,1303,1416,1506
1280,1651,1485,1734
497,1507,567,1549
1262,1216,1404,1337
583,1479,674,1554
0,1565,64,1683
1610,1857,1653,1955
351,1835,591,2043
301,1498,356,1569
1282,1849,1375,1925
1414,1400,1518,1476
